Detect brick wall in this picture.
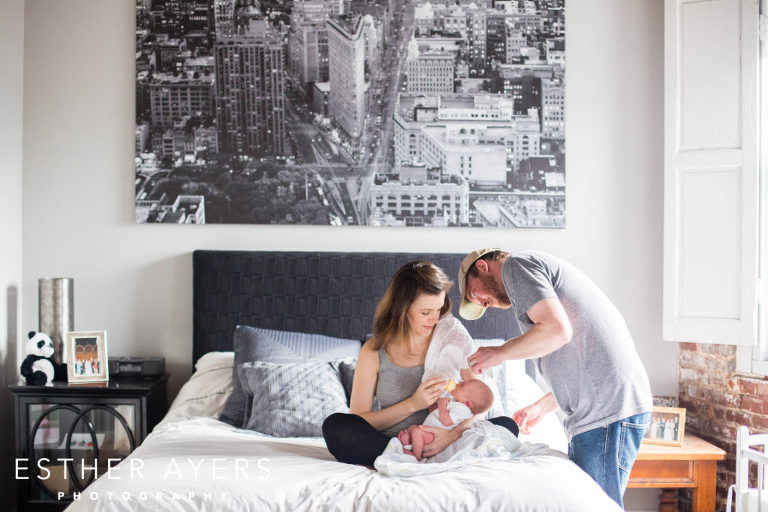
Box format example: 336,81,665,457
677,343,768,511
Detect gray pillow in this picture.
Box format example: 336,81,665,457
219,325,361,427
238,361,349,437
331,357,380,410
335,357,357,402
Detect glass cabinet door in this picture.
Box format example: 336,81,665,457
27,402,138,501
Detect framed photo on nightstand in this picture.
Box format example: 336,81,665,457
643,406,686,447
65,331,109,383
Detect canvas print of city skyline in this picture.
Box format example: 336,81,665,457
135,0,565,226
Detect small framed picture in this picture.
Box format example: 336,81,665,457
65,331,109,383
643,406,686,447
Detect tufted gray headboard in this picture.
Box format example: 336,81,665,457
192,250,527,371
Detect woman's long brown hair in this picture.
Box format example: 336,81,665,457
370,261,453,353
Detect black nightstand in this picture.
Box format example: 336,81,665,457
10,374,169,512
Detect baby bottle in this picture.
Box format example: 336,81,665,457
423,369,458,396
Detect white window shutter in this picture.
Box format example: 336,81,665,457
663,0,760,345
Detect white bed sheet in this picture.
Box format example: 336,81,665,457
64,352,619,511
66,417,620,512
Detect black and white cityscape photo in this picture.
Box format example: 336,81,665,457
135,0,565,226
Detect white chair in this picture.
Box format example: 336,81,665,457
727,426,768,512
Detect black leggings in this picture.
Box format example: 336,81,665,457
322,413,519,466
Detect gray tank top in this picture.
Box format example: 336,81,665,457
375,347,428,438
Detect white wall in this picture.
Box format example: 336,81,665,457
20,1,666,508
21,0,672,394
1,1,25,509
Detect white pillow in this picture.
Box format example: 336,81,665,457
500,365,568,454
475,339,567,453
195,350,235,372
157,351,235,428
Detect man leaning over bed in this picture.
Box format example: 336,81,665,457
460,248,653,510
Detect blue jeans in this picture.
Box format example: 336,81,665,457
568,412,651,509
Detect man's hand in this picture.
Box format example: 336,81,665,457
512,392,558,434
420,419,467,458
466,345,507,373
512,402,545,434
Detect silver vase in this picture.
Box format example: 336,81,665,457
38,277,74,365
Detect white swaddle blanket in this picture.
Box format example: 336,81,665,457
423,313,506,417
422,314,477,384
421,313,504,416
374,420,554,477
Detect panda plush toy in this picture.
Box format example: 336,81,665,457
20,331,57,386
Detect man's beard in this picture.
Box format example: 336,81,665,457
481,273,512,308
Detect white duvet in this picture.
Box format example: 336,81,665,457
65,417,620,512
63,352,621,512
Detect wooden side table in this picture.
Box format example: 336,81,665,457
627,433,726,512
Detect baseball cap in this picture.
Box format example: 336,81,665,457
458,248,499,320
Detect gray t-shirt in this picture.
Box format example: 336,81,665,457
501,251,652,438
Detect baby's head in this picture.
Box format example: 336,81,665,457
451,379,493,415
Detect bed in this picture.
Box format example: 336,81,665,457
65,250,621,511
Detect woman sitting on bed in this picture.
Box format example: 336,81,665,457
322,261,519,466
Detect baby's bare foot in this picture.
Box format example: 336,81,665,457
397,430,411,445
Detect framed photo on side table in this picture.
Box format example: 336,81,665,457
643,406,686,447
65,331,109,383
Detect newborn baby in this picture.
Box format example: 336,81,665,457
397,379,494,460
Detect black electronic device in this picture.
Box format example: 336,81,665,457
108,357,165,378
